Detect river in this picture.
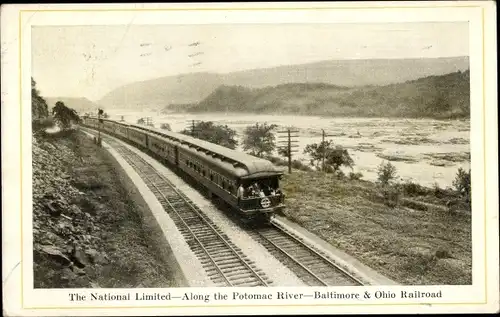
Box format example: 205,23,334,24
104,110,470,189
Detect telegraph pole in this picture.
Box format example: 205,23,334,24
97,108,103,146
277,127,299,174
145,117,154,127
185,120,201,137
321,129,336,172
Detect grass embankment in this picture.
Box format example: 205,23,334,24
33,129,176,288
280,171,471,285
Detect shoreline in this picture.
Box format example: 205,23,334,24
156,111,471,122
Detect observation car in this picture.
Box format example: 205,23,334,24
81,116,285,220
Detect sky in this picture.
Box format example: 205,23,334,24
31,22,469,101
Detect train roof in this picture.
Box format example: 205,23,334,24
92,117,283,179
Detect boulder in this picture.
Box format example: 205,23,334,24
45,200,65,217
71,246,89,268
85,248,109,265
38,244,72,266
72,265,87,275
60,267,78,281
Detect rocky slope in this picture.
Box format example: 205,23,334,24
32,129,176,288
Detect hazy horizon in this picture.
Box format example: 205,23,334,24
32,22,469,101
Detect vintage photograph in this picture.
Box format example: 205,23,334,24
30,21,473,290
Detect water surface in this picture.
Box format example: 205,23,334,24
105,110,470,188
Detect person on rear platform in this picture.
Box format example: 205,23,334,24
237,184,245,202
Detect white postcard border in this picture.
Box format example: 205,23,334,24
2,2,498,315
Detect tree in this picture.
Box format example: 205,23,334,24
303,140,354,172
52,101,80,130
31,77,49,120
160,123,172,131
377,161,398,185
180,121,238,149
452,167,471,203
242,123,277,157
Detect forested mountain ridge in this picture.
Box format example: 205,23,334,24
169,70,470,119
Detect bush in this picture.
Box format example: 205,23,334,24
405,250,438,275
349,172,363,180
434,247,452,259
446,198,470,213
433,182,447,199
402,180,428,196
304,140,354,172
52,101,80,130
452,168,471,203
381,184,401,208
181,121,238,149
242,122,277,157
377,161,398,185
160,123,171,131
334,169,345,179
291,160,313,171
264,155,313,172
32,117,55,132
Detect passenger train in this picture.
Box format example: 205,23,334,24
81,116,285,220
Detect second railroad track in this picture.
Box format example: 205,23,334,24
248,220,365,286
96,132,272,287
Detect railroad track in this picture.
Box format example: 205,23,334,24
249,220,365,286
88,130,272,287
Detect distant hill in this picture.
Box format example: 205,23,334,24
98,56,469,110
175,70,470,119
98,72,224,110
221,57,469,88
45,97,98,114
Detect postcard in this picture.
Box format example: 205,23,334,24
1,1,498,315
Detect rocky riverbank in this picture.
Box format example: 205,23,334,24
33,129,176,288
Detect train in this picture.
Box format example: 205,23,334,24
81,116,286,221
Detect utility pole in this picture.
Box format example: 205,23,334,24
321,129,336,172
277,127,299,174
97,108,104,146
185,119,201,137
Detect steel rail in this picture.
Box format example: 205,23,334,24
103,134,268,287
270,220,365,285
257,231,328,286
